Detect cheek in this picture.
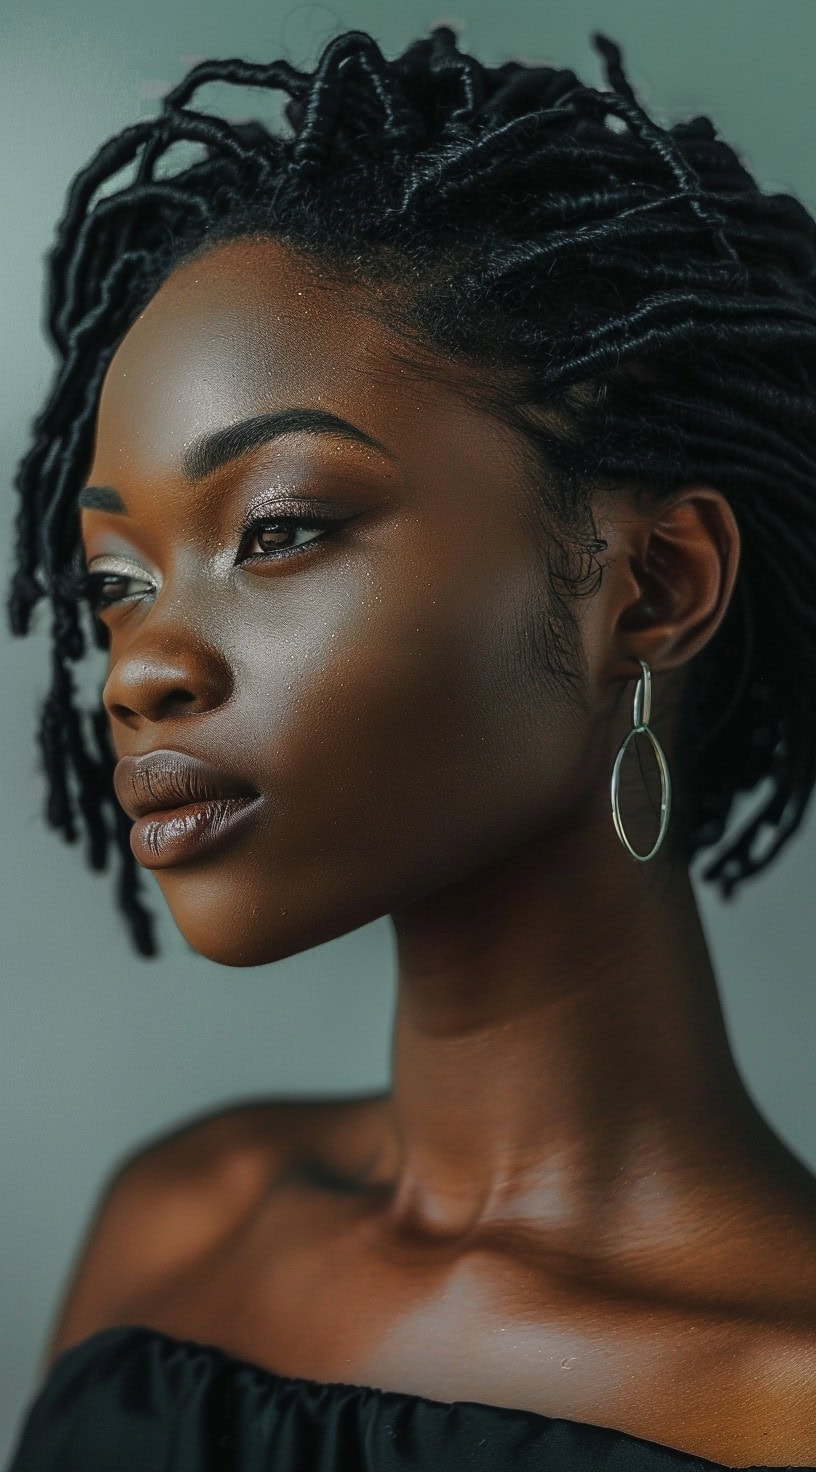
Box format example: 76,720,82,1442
244,611,486,847
240,577,580,891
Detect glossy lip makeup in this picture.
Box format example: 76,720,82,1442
129,794,263,869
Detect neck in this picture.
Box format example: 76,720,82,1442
380,815,768,1256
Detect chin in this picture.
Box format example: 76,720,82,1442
185,933,296,968
154,872,305,968
155,869,385,968
151,840,403,965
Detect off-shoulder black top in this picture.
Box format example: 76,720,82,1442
5,1323,813,1471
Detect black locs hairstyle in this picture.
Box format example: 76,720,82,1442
8,25,816,959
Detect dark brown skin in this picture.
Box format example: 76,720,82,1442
64,236,816,1464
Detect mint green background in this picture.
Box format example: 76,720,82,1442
3,0,815,1456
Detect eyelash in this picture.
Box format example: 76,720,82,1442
60,513,342,615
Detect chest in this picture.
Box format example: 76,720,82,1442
111,1180,816,1467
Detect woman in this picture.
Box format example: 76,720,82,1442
6,21,816,1471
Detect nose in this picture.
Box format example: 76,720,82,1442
101,632,234,729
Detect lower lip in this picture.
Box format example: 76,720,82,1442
129,796,262,869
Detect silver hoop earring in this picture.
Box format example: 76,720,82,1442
610,659,672,862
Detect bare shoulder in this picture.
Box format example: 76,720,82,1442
724,1316,816,1464
40,1089,391,1377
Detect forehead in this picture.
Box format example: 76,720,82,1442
90,235,529,493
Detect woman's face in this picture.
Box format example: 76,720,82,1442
80,235,606,966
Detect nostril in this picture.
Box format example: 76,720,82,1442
159,689,197,712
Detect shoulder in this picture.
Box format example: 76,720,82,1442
721,1318,816,1464
40,1090,390,1376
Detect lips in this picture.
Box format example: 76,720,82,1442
114,749,259,822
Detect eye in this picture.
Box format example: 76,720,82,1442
85,573,151,613
65,513,343,616
56,564,153,615
238,513,338,562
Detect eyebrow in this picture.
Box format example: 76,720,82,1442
77,407,396,514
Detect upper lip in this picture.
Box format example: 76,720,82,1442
114,750,259,820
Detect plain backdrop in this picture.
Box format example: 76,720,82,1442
2,0,816,1459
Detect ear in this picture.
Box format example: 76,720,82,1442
611,485,741,673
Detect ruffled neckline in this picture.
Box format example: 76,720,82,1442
48,1322,813,1470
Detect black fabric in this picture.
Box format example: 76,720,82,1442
5,1323,812,1472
